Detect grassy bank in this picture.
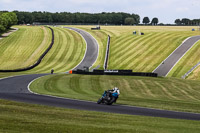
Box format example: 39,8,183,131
0,26,51,70
0,26,86,78
28,27,86,73
30,74,200,113
167,40,200,78
0,99,200,133
69,26,200,73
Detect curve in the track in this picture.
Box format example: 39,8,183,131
65,27,99,70
1,74,200,121
1,28,200,121
153,36,200,76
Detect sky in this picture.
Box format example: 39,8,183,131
0,0,200,24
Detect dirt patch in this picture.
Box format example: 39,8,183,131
0,28,18,39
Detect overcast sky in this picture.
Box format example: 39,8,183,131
0,0,200,24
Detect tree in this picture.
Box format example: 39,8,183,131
11,11,141,25
124,17,135,25
175,18,200,26
151,17,158,25
181,18,190,25
0,24,5,33
133,14,140,24
0,12,18,33
174,19,181,25
143,17,150,25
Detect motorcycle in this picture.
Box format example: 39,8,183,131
97,90,119,105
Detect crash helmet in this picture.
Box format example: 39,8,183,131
113,87,119,91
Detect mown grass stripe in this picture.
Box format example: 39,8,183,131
110,33,166,69
170,83,199,101
111,33,161,61
130,33,180,71
52,29,74,71
154,81,178,100
30,74,200,113
49,28,72,71
0,26,48,70
138,80,155,97
111,34,152,55
32,27,63,73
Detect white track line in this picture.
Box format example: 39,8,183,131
65,27,99,71
165,38,200,77
65,28,88,71
153,36,200,77
152,37,192,73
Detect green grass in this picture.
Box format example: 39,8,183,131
0,26,50,70
70,25,108,69
1,25,200,131
0,26,86,78
187,65,200,80
1,25,200,78
28,27,86,73
30,74,200,113
69,26,200,77
168,40,200,78
1,99,200,133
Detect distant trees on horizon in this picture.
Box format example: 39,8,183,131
175,18,200,25
11,11,140,25
1,10,200,27
142,17,159,25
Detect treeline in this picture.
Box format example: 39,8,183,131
142,17,159,25
0,12,18,33
175,18,200,25
13,11,140,25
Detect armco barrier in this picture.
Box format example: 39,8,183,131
72,70,158,77
0,27,54,72
104,35,110,70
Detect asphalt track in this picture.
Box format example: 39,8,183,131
1,28,200,121
153,36,200,76
65,27,98,70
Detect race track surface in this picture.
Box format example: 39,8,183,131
65,27,98,70
153,36,200,76
1,28,200,121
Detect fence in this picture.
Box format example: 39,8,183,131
72,69,158,77
104,35,110,70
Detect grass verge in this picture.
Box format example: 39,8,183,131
0,99,200,133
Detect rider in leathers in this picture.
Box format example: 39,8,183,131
107,87,120,103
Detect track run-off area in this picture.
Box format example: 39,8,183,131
1,26,200,121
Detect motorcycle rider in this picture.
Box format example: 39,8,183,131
107,87,119,94
97,87,120,105
108,87,120,103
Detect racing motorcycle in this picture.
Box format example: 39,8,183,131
97,90,119,105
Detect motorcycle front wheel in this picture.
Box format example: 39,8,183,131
97,98,102,104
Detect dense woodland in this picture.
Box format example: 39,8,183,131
12,11,140,25
0,12,18,33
